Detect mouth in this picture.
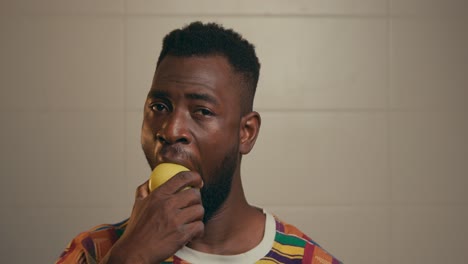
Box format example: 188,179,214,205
155,145,196,172
156,158,192,172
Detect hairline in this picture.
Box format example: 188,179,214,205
156,53,255,115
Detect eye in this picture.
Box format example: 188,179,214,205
150,102,169,112
195,108,214,116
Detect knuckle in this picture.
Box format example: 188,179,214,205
187,188,201,201
195,205,205,216
135,182,148,198
194,221,204,234
191,187,201,196
175,226,189,245
177,171,193,183
175,236,187,247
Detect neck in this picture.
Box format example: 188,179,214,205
186,171,265,255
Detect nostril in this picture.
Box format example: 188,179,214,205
156,133,188,145
156,116,191,144
176,137,189,144
156,134,168,144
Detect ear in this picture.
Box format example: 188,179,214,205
239,111,261,155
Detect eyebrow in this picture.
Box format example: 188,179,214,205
147,90,169,99
185,93,219,106
147,90,219,106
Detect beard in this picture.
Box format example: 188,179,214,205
200,147,238,223
142,139,239,223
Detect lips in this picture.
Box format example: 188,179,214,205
156,145,195,171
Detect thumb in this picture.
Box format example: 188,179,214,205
135,180,150,200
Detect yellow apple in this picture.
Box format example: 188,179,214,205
149,163,190,192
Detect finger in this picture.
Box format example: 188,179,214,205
183,221,204,242
176,188,202,209
136,180,150,200
160,171,203,194
161,188,202,212
178,204,204,224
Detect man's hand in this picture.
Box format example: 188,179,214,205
101,171,204,264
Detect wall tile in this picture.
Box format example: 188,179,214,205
125,18,187,111
0,111,126,207
391,206,468,264
0,17,21,107
243,111,389,206
390,17,468,109
126,17,388,110
251,18,388,110
389,111,468,204
267,206,390,264
126,0,387,15
0,0,124,15
390,0,468,17
0,16,124,110
125,111,150,208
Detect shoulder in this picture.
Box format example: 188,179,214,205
55,219,128,264
271,215,342,264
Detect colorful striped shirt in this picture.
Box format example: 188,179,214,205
56,212,342,264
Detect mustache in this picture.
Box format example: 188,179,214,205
158,145,201,172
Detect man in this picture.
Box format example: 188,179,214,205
57,21,341,264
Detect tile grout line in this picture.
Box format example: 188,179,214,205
2,12,456,20
0,13,390,19
386,0,395,257
122,8,129,201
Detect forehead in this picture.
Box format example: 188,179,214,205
152,55,240,95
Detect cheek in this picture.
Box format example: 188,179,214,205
141,109,162,142
141,116,152,139
197,124,239,162
141,118,156,151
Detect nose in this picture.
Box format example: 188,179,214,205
156,110,191,145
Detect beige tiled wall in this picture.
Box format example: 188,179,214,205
0,1,467,263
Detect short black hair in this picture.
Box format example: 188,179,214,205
156,21,261,114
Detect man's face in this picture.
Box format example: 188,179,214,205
141,55,243,221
